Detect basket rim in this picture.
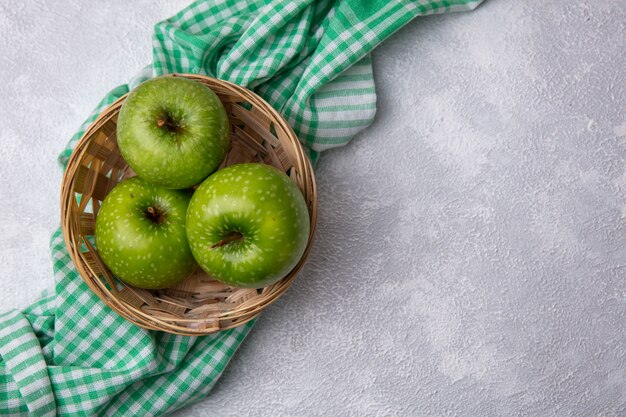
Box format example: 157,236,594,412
60,73,318,335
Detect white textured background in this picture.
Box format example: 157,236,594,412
1,1,625,416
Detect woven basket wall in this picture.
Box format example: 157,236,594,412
60,74,317,335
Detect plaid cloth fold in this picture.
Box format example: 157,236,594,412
0,0,482,415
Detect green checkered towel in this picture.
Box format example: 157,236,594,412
0,0,482,415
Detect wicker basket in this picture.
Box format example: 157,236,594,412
60,74,317,335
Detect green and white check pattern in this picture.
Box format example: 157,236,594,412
1,0,482,415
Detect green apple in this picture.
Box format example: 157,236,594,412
95,176,197,289
117,76,229,189
186,163,310,288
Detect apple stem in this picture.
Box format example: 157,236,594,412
156,115,182,133
210,232,244,249
145,206,163,224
